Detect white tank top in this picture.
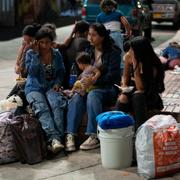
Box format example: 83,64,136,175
104,21,121,32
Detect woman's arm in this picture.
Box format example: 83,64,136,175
80,68,101,89
91,68,101,84
95,48,121,86
15,46,24,75
15,40,31,75
53,23,76,49
121,52,131,86
120,16,132,37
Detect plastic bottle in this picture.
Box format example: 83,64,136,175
69,63,78,88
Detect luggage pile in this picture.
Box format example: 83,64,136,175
0,109,46,165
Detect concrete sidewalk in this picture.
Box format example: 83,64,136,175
0,28,180,180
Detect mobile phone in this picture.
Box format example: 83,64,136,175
114,84,134,93
114,84,121,89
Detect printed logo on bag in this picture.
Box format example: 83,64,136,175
153,125,180,177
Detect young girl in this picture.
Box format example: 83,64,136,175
25,26,66,153
7,24,41,107
15,24,41,77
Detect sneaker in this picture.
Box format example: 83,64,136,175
65,134,76,152
80,135,100,150
48,139,64,153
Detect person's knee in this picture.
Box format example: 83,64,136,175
87,90,102,105
48,95,67,109
48,99,59,109
67,93,85,112
132,92,145,102
71,93,83,103
33,101,49,116
115,101,129,112
27,92,49,115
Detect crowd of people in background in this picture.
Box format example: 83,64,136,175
6,0,175,158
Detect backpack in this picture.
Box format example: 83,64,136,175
0,111,17,164
10,114,47,165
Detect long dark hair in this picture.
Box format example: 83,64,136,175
22,23,41,37
130,36,165,93
89,23,114,50
35,27,54,41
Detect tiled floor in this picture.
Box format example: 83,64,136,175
162,71,180,121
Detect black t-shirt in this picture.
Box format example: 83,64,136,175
65,37,90,69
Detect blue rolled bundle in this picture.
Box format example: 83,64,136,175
96,111,135,129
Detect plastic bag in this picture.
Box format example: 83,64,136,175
136,114,180,179
0,95,23,113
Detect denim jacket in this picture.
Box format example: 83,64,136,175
87,46,121,87
25,48,65,95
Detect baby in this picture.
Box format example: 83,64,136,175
65,52,101,97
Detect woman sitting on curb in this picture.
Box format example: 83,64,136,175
65,23,121,152
115,36,165,130
25,26,67,154
7,24,41,104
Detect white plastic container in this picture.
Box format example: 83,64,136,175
98,126,134,169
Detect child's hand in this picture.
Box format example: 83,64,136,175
63,89,73,98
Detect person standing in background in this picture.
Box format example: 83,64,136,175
143,0,155,42
96,0,132,73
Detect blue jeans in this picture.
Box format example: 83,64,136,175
66,87,118,135
26,89,67,142
110,31,124,72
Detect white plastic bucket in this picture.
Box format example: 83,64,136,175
98,126,134,169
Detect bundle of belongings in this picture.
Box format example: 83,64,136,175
136,114,180,179
0,94,23,113
0,94,46,165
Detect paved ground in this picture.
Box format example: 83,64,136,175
0,27,180,180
